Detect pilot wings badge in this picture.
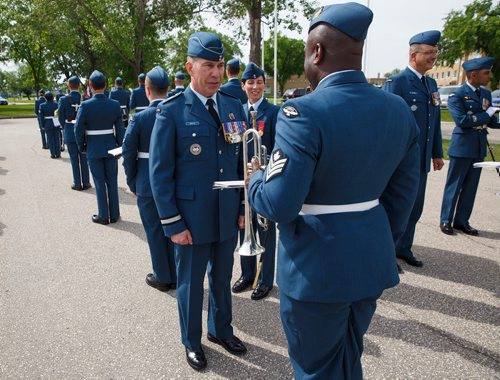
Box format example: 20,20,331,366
265,149,289,182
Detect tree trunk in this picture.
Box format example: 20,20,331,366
134,0,146,75
248,1,262,64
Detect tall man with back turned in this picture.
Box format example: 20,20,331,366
149,32,247,371
383,30,444,269
109,77,131,129
122,66,177,291
248,3,420,378
220,58,248,104
75,70,124,225
129,73,149,114
58,75,91,191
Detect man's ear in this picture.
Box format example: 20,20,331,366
313,42,324,65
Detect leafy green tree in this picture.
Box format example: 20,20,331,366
440,0,500,87
384,68,401,78
212,0,316,64
263,34,304,95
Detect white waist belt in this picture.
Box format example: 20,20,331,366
44,116,56,120
120,105,127,109
299,199,379,215
86,129,114,136
137,152,149,159
65,120,76,124
44,116,60,126
135,106,147,111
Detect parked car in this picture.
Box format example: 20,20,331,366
438,85,460,109
0,96,8,105
491,89,500,107
282,88,307,101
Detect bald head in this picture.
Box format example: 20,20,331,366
304,24,364,89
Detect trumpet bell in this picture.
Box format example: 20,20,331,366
236,239,265,257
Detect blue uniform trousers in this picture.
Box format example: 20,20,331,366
440,157,482,225
38,121,48,149
396,171,427,259
137,196,176,284
67,142,90,187
239,217,276,286
46,128,61,157
88,157,120,220
175,235,237,351
280,293,379,380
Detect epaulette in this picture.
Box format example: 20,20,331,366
218,89,238,99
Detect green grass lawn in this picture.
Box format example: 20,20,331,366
0,104,35,118
441,109,453,122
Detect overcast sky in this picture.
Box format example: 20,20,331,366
232,0,476,78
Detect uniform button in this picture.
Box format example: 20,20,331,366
427,139,430,142
192,133,196,137
219,150,222,155
217,133,220,137
220,168,224,173
428,114,431,117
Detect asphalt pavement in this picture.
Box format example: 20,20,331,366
0,118,499,379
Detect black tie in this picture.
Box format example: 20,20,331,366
248,106,255,126
206,98,221,127
420,75,428,91
475,88,481,98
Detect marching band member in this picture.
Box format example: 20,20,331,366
122,66,177,291
440,57,499,236
109,77,131,129
129,73,149,114
75,70,124,225
220,58,248,104
232,62,278,301
38,91,60,159
58,76,91,191
247,3,420,378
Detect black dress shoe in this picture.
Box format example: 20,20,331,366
71,184,83,191
232,276,252,293
168,282,177,290
51,155,56,159
92,215,109,225
109,217,119,223
185,347,207,370
207,333,247,355
401,256,423,267
453,223,478,236
397,264,404,274
440,223,454,235
251,284,273,300
82,184,92,190
145,273,170,292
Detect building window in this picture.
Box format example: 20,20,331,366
454,70,457,77
441,72,444,78
447,71,450,77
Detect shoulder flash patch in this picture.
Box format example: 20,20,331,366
265,149,288,182
386,79,393,82
283,105,299,118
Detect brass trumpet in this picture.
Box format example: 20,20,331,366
235,115,268,257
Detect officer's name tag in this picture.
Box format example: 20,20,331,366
186,121,200,126
223,121,246,144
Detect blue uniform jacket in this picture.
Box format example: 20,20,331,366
129,85,148,110
447,84,499,158
248,71,421,303
122,100,162,196
58,91,81,143
110,88,131,112
220,78,248,104
383,67,443,172
167,87,185,98
243,98,278,159
34,96,46,116
38,101,59,129
74,94,124,160
149,87,245,244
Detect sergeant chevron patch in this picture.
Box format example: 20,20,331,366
265,149,288,182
